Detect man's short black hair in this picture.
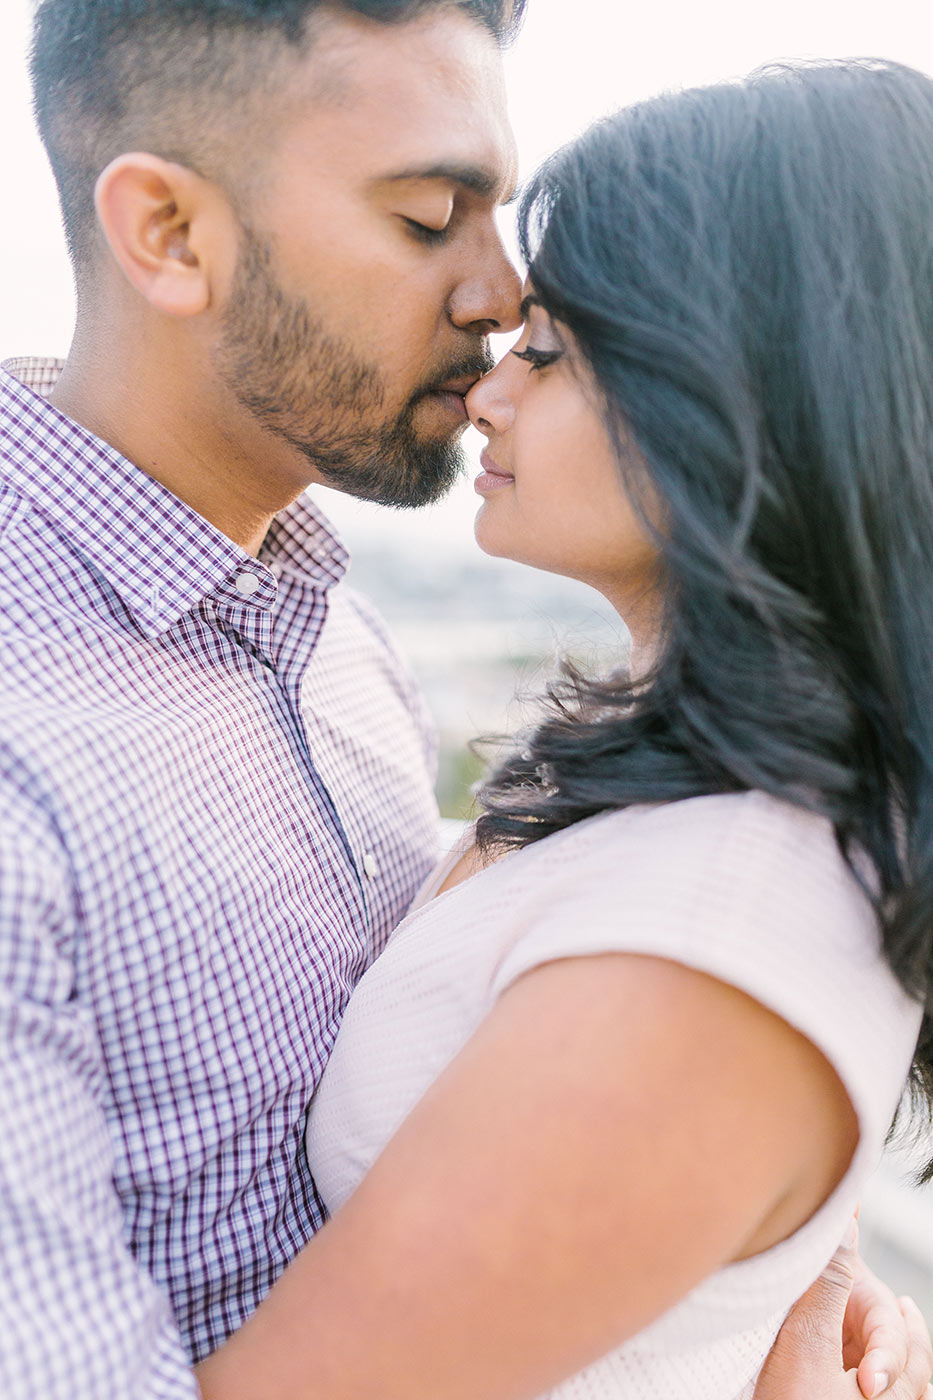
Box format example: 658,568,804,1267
31,0,526,270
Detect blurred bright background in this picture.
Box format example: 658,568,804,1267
1,0,931,1322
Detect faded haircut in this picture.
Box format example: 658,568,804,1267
30,0,526,270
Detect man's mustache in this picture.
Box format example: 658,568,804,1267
417,348,497,399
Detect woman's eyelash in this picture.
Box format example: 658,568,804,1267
403,218,451,246
511,345,563,371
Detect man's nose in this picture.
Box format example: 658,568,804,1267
448,234,522,336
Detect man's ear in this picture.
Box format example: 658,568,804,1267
94,153,233,317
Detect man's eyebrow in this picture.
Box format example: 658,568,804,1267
375,162,518,204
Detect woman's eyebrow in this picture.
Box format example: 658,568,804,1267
519,294,542,320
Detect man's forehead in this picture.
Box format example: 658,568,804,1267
289,7,507,100
278,10,518,202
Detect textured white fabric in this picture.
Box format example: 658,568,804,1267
306,791,922,1400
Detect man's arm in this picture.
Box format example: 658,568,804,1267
0,779,198,1398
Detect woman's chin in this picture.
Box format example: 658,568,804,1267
472,509,562,579
472,504,511,560
472,512,539,571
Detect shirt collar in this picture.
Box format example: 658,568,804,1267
0,359,348,639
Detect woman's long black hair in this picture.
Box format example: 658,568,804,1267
475,58,933,1175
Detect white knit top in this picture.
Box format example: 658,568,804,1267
305,792,922,1399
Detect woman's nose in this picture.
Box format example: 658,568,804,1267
466,356,516,437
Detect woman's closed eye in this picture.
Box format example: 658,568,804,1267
511,345,564,372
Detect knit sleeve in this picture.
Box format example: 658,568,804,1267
487,792,921,1148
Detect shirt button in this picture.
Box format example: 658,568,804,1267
362,852,379,881
235,572,261,597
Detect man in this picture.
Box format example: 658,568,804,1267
0,1,927,1396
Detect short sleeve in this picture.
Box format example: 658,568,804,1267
487,793,920,1149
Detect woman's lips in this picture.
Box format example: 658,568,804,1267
475,450,515,494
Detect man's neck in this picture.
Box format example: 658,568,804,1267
50,330,310,557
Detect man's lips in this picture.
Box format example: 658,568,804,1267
435,374,484,396
475,449,514,494
424,374,484,424
428,388,470,422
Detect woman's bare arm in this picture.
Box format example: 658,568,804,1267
197,952,857,1400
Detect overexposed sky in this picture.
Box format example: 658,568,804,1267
1,0,931,548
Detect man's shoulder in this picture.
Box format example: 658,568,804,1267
0,472,32,546
0,498,102,653
0,487,138,773
0,482,60,645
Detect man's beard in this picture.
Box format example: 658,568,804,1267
213,226,493,509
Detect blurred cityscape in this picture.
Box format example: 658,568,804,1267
342,535,630,819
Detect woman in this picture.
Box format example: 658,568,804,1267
199,58,933,1399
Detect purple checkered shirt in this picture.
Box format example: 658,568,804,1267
0,359,439,1397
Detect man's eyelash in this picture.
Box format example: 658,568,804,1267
511,345,563,371
403,218,451,245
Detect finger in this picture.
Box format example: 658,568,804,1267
796,1219,859,1349
752,1223,860,1400
898,1297,933,1398
862,1297,933,1400
844,1254,903,1367
856,1306,911,1397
